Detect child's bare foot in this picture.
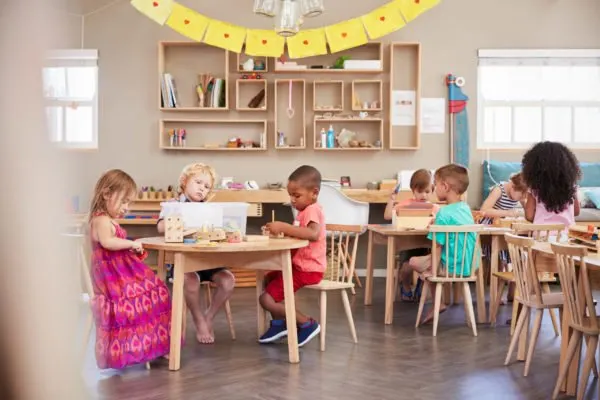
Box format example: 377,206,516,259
192,313,215,344
421,305,447,325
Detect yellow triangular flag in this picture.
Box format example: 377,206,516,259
245,29,285,57
395,0,440,22
286,29,327,59
361,2,406,39
325,18,368,54
166,3,209,41
203,19,246,53
130,0,174,25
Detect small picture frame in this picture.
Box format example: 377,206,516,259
340,176,352,188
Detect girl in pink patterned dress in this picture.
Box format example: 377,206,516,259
89,169,171,369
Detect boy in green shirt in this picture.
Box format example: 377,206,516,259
402,164,476,324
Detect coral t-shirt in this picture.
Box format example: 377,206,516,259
291,203,326,273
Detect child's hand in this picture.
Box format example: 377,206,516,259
265,221,287,235
426,217,436,228
130,240,144,253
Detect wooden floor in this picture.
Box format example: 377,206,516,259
83,280,597,400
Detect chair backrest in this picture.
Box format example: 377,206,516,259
551,242,596,332
512,223,565,242
504,233,545,305
62,232,94,300
430,224,483,279
323,224,362,284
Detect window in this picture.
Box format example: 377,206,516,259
477,49,600,149
43,49,98,149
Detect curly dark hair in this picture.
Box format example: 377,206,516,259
521,141,581,213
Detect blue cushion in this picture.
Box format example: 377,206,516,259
481,161,521,201
580,163,600,188
586,188,600,208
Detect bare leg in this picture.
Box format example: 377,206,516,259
406,255,447,324
259,292,309,325
183,273,213,344
422,283,447,324
204,270,235,340
399,262,413,292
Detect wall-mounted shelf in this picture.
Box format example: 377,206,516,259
158,41,229,111
313,118,383,151
313,80,344,112
236,48,268,73
274,79,306,149
389,42,421,150
159,119,267,151
236,79,267,111
351,80,383,111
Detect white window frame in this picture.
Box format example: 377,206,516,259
477,49,600,150
44,49,99,150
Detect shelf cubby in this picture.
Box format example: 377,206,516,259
389,42,421,150
236,79,267,111
351,80,383,111
313,80,344,112
158,41,229,111
313,118,383,151
159,119,267,151
274,79,306,149
236,49,268,73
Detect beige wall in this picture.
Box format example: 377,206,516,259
71,0,600,207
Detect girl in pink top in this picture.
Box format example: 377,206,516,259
522,142,581,231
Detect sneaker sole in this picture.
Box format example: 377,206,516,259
258,330,288,344
298,325,321,347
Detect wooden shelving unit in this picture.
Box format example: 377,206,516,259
351,80,383,111
236,49,268,73
158,41,229,111
313,118,383,151
159,119,267,151
236,79,267,111
313,80,344,112
274,79,306,149
389,42,421,150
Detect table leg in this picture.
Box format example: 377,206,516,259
281,251,299,363
384,236,396,325
476,262,486,323
255,270,266,337
365,230,374,306
168,252,185,371
157,250,166,282
488,236,500,323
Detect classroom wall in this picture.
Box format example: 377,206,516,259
70,0,600,207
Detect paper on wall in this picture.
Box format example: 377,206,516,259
391,90,416,126
420,97,446,134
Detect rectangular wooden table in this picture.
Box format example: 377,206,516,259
364,225,511,325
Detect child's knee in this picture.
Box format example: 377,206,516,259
183,273,200,291
259,292,270,308
218,270,236,292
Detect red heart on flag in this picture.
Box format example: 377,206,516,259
224,33,229,38
380,16,385,21
262,39,267,45
152,1,158,6
341,32,347,38
415,0,420,3
303,40,309,45
184,19,190,25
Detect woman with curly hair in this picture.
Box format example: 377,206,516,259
522,141,581,231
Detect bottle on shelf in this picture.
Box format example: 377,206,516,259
326,125,335,149
320,128,327,149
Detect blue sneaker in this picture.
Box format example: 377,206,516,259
297,319,321,347
259,320,288,344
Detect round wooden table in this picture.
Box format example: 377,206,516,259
139,236,308,370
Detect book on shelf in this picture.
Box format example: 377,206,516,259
205,78,226,108
161,73,179,108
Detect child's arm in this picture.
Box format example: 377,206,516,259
479,186,518,218
157,219,165,233
574,192,581,217
264,221,320,241
93,216,139,251
524,192,536,222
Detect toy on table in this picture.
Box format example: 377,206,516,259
262,210,285,238
568,225,599,252
164,216,196,243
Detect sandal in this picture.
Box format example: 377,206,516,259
400,286,413,302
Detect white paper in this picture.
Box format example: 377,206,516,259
420,98,446,134
391,90,416,126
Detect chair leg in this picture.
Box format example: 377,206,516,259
319,291,327,351
578,335,598,400
524,309,543,376
353,270,362,288
585,336,599,378
433,283,443,337
552,330,583,399
145,362,151,370
415,280,429,327
542,283,560,337
505,306,529,365
490,279,507,326
224,300,236,340
341,290,358,343
463,282,478,337
510,298,520,336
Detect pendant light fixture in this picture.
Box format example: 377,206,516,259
300,0,324,17
275,0,300,37
253,0,277,17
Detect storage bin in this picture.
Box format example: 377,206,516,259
159,202,249,234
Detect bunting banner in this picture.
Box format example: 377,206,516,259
131,0,174,25
286,29,328,59
131,0,441,56
165,3,208,41
203,19,246,53
325,18,368,54
361,2,406,40
245,29,285,57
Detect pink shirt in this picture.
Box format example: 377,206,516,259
291,203,326,273
533,194,575,230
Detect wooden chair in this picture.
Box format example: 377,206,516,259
490,223,564,337
551,243,599,400
415,225,483,337
160,251,236,340
503,233,564,376
304,224,360,351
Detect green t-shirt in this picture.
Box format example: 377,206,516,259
427,201,477,276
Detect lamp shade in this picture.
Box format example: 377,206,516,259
300,0,323,17
275,0,300,37
253,0,276,17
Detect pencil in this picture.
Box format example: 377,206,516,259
272,210,275,223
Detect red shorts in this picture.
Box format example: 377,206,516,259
264,268,324,303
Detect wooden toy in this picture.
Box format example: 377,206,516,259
195,227,226,242
226,230,243,243
568,226,599,252
165,216,184,242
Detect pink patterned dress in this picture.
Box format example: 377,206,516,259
90,215,171,369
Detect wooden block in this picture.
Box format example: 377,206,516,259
165,215,184,243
